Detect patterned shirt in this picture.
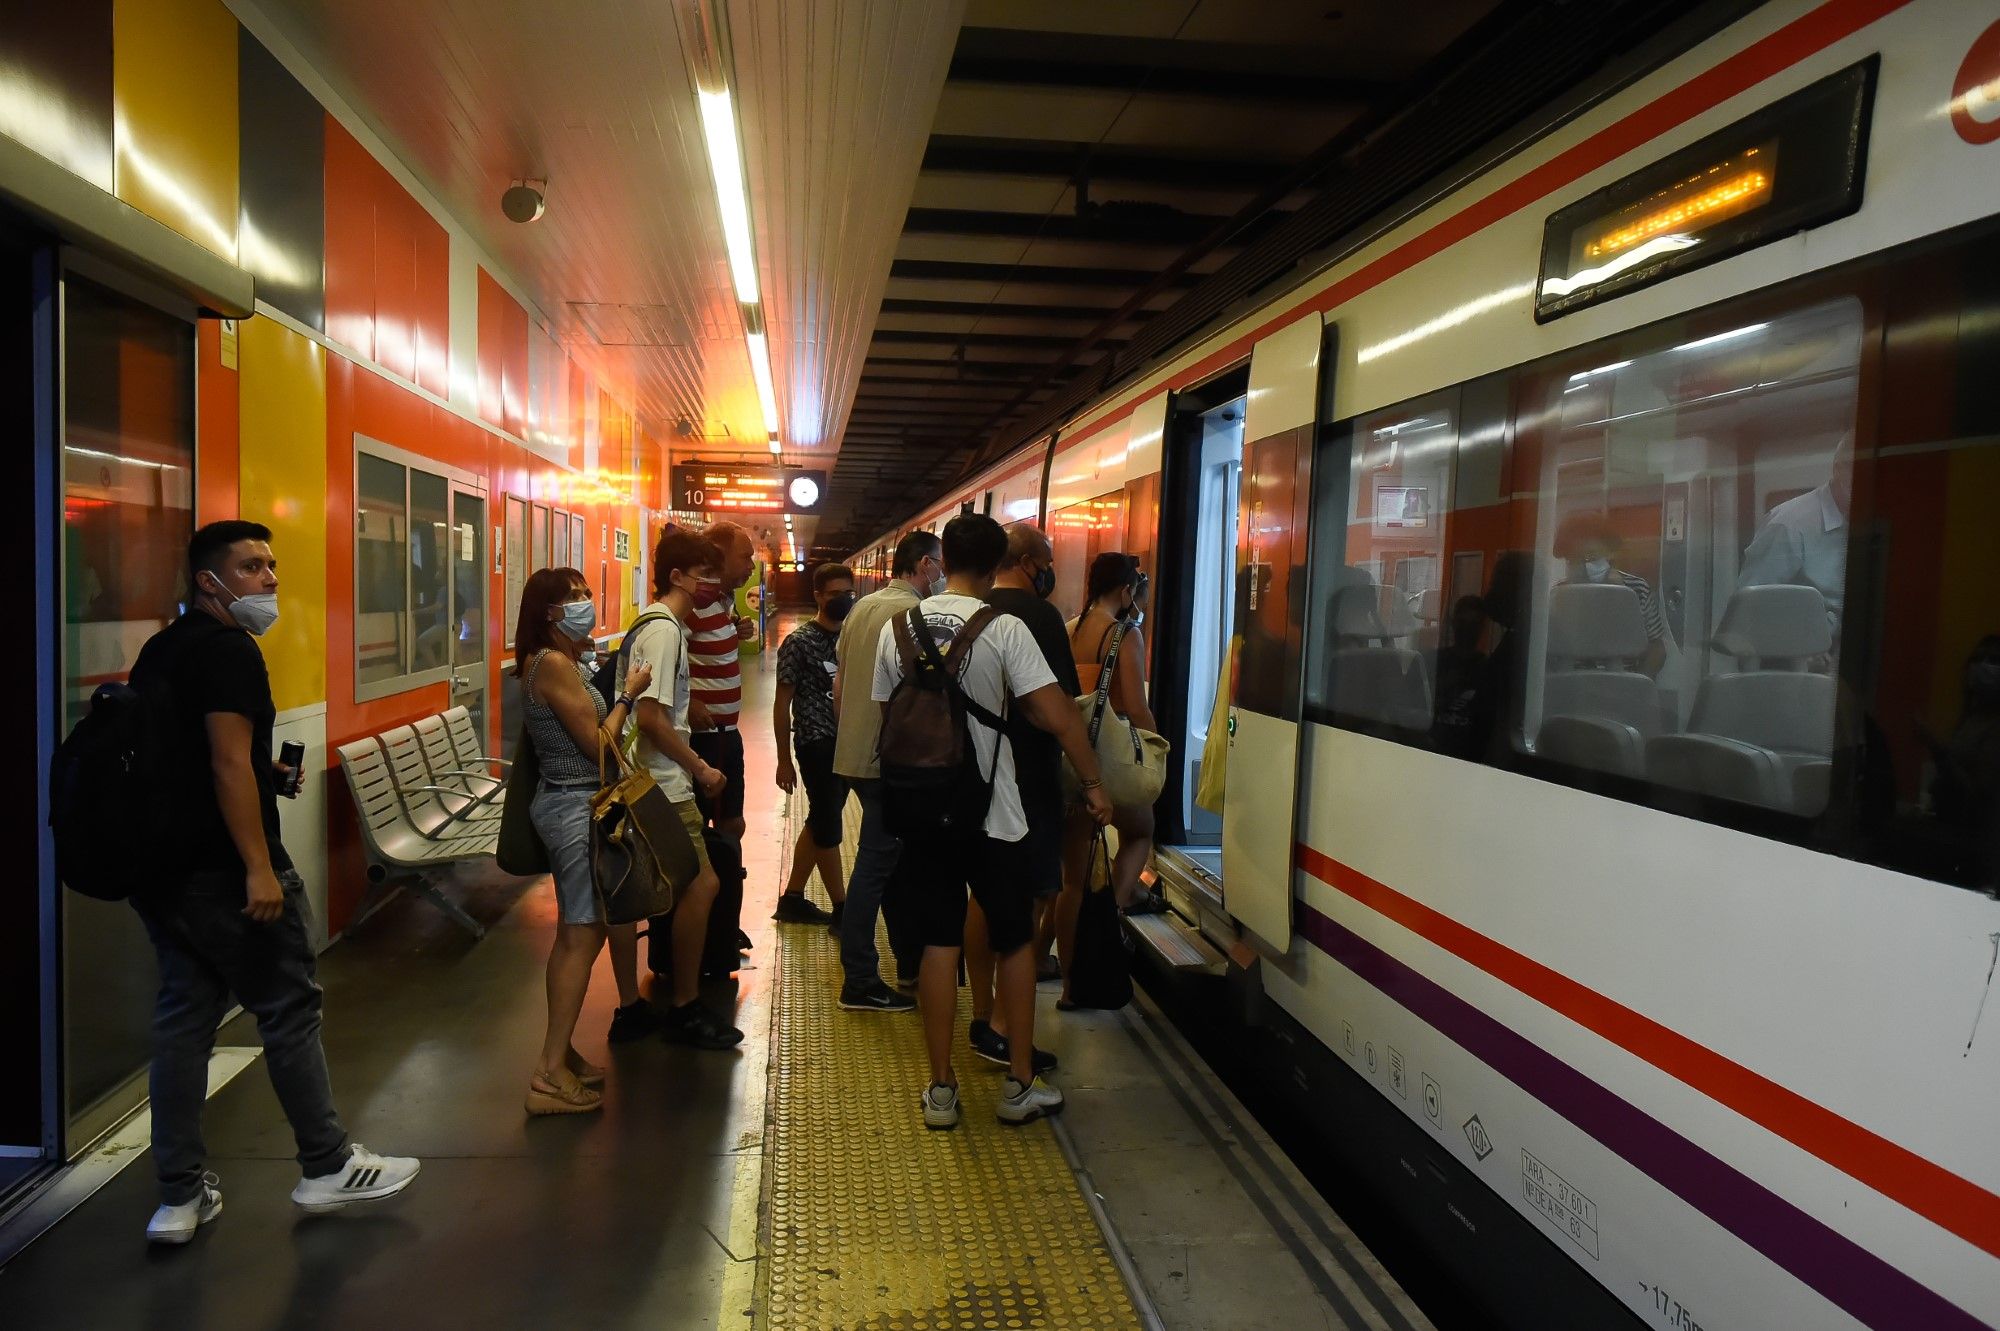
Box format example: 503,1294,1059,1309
686,590,742,727
776,619,840,746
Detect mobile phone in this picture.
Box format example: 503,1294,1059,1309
278,740,305,798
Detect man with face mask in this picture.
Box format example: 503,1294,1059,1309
126,522,418,1246
977,524,1080,1018
772,563,857,926
1554,511,1668,678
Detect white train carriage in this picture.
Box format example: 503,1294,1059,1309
853,4,2000,1326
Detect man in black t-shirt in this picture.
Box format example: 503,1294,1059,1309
966,524,1082,1069
129,521,418,1246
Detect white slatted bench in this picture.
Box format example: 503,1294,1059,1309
336,732,499,938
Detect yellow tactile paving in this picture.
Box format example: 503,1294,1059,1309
756,797,1139,1330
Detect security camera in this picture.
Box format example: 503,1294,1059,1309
502,181,546,224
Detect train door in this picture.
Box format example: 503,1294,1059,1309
1219,314,1324,952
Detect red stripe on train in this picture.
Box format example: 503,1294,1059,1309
1294,842,2000,1261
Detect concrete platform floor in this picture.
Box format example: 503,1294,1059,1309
0,623,1431,1331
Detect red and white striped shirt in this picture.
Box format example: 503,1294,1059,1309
686,591,742,726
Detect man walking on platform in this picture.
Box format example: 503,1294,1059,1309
130,521,419,1244
772,562,855,926
828,529,946,1012
872,514,1111,1128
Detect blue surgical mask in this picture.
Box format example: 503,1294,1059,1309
556,600,595,640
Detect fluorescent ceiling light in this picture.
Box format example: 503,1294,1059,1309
746,331,780,436
697,88,759,305
1676,323,1769,353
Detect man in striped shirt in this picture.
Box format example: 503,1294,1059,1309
1555,512,1669,677
688,521,758,848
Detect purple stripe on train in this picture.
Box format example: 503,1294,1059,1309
1294,903,1992,1331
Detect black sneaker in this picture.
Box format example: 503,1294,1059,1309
894,971,920,991
607,1001,663,1044
826,901,845,938
661,1000,744,1050
1122,888,1169,916
772,894,833,925
736,929,753,952
838,984,916,1013
967,1019,1058,1074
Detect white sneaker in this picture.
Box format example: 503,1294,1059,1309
997,1076,1065,1125
922,1082,960,1131
146,1173,223,1244
289,1144,420,1214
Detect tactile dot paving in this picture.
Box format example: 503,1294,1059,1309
755,793,1137,1329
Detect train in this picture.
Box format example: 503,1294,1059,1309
848,3,2000,1327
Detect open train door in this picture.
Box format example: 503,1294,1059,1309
1220,312,1323,954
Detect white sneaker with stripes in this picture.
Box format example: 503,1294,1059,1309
289,1144,420,1214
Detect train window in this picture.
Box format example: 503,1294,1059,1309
1309,217,2000,893
1513,298,1862,817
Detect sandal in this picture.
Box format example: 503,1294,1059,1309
525,1070,602,1116
565,1050,606,1088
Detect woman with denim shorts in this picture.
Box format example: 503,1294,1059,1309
516,567,651,1115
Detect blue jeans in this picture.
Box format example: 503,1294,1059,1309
529,784,601,925
133,870,350,1205
838,779,923,993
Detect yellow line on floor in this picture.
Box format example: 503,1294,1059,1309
753,796,1139,1330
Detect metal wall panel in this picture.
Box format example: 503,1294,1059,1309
0,4,116,191
238,28,325,331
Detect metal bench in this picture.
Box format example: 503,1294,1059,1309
379,724,502,834
336,731,500,938
412,713,504,818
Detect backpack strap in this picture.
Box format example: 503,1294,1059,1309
902,606,1006,733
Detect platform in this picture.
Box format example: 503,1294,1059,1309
0,644,1431,1331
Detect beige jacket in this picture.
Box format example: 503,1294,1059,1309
832,578,920,780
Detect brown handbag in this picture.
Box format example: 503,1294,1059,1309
589,732,698,926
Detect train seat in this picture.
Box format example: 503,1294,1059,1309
1644,733,1790,809
1538,715,1646,780
1688,585,1835,811
1538,584,1663,774
1327,647,1433,731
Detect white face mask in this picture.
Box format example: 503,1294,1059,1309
1582,557,1612,583
208,575,279,636
555,600,595,640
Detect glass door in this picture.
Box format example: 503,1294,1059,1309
448,487,488,740
59,273,193,1149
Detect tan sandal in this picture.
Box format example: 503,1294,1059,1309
565,1050,606,1088
525,1070,602,1116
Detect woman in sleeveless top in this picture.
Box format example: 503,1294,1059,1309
517,567,651,1115
1056,554,1163,1004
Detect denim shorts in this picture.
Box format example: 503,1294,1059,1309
529,783,601,925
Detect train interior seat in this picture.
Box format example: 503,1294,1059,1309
1537,583,1663,776
1326,578,1432,729
1637,585,1835,813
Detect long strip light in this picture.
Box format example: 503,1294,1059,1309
746,330,780,434
697,88,760,305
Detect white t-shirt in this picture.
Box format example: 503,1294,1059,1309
623,602,695,803
871,592,1056,841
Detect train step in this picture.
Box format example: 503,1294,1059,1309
1126,910,1226,975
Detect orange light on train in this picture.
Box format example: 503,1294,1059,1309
1584,156,1774,259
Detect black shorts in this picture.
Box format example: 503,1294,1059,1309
690,728,745,825
904,827,1036,955
795,737,846,848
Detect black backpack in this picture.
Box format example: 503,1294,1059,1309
591,609,675,712
50,678,180,900
878,606,1005,837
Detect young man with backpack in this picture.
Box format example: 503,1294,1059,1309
122,521,419,1242
872,514,1112,1128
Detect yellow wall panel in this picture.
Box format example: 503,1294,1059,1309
239,318,327,710
113,0,239,260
